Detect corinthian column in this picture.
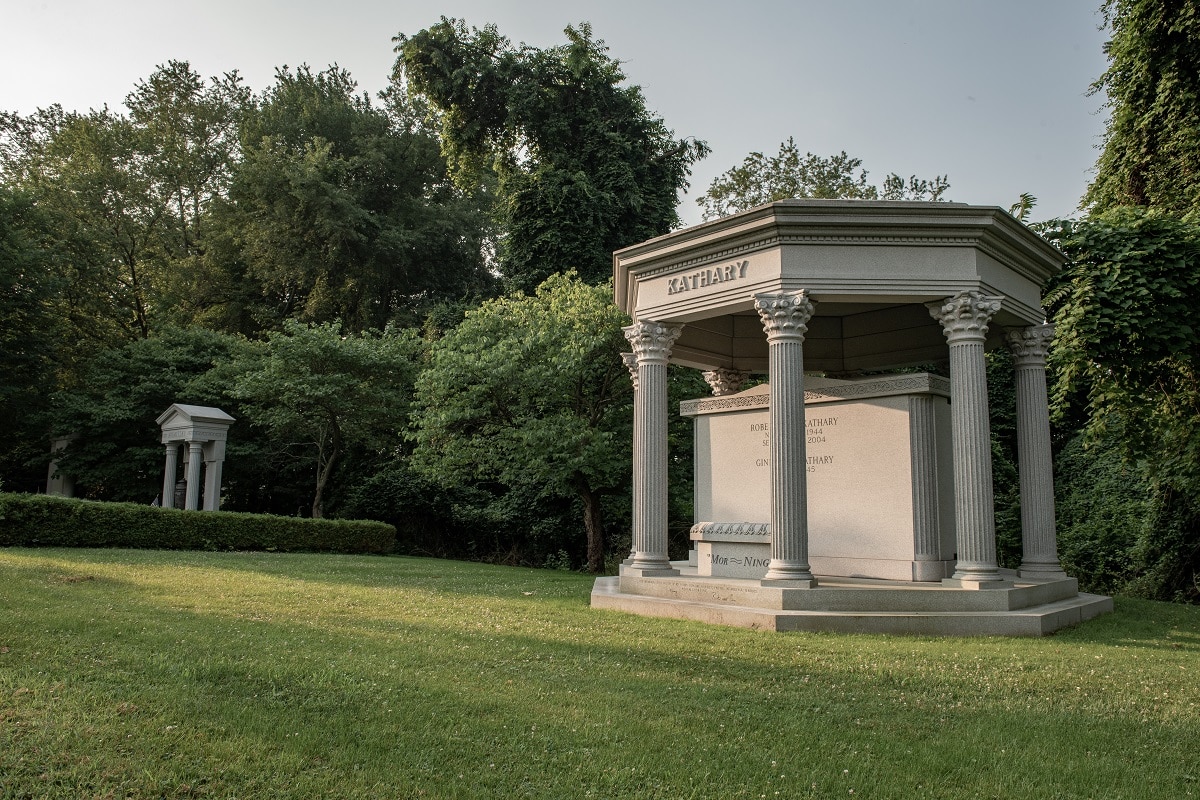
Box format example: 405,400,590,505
928,291,1007,587
755,291,818,587
1006,324,1067,579
623,321,683,575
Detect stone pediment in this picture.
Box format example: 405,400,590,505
157,404,235,444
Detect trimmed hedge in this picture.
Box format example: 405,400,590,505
0,493,395,554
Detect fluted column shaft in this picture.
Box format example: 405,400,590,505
909,394,943,579
162,443,180,509
621,352,640,561
755,291,818,586
1007,325,1066,577
184,441,204,511
623,322,682,574
929,291,1004,584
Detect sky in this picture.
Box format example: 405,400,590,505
1,0,1111,226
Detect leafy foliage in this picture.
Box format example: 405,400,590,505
45,327,258,505
1042,207,1200,601
215,65,496,332
1085,0,1200,211
0,492,395,553
697,137,949,220
232,320,423,518
409,273,631,570
397,19,709,291
0,62,250,344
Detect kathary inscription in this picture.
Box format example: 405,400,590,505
666,259,749,295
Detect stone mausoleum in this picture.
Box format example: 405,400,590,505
590,200,1112,635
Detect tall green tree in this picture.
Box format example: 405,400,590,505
698,137,950,221
1085,0,1200,211
1042,208,1200,601
409,273,632,571
396,19,708,292
0,187,63,489
232,320,423,518
0,62,251,343
212,65,495,332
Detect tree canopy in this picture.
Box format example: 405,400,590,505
697,137,949,220
409,273,632,571
396,19,708,292
1085,0,1200,212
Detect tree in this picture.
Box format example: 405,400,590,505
698,137,949,220
212,64,496,332
1085,0,1200,212
1042,208,1200,601
0,62,251,344
409,273,632,571
0,187,64,489
232,320,422,518
396,19,709,292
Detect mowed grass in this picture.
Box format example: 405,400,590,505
1,549,1198,800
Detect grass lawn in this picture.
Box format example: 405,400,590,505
1,548,1198,799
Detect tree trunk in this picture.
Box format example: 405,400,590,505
312,422,342,519
574,472,605,573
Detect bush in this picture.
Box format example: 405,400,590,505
0,493,395,554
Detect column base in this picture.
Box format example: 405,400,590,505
621,564,680,578
942,577,1015,590
760,577,819,589
1018,563,1069,580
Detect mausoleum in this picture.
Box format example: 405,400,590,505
590,199,1112,635
156,404,234,511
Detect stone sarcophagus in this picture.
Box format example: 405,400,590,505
682,374,957,581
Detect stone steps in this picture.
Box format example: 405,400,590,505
590,574,1113,637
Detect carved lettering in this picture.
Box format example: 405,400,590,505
666,260,751,295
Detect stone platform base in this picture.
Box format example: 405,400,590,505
590,564,1112,637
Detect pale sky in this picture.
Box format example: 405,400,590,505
1,0,1111,225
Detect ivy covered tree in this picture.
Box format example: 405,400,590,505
698,137,949,221
1085,0,1200,212
409,273,632,571
396,19,708,292
1042,208,1200,600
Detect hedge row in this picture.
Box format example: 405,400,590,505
0,493,396,554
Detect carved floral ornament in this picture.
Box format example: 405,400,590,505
702,368,749,396
927,290,1004,341
1005,323,1055,364
620,352,639,389
754,290,816,341
622,321,683,365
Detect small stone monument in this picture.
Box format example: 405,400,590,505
156,404,234,511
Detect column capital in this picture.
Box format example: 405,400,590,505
754,291,816,341
620,352,639,390
702,367,749,396
623,321,682,365
1005,323,1055,366
928,291,1003,343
